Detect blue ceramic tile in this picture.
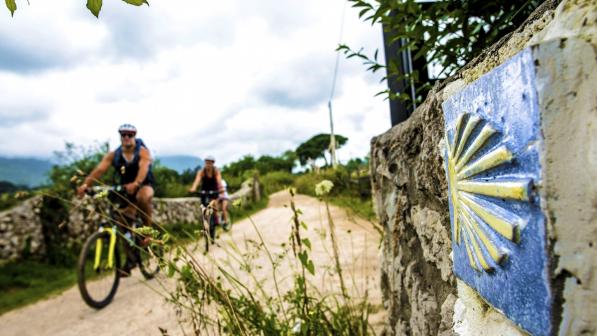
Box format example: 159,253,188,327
442,48,551,336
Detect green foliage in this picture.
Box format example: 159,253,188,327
161,190,373,335
341,0,544,104
223,155,257,178
49,142,109,199
294,164,375,221
152,163,188,198
39,196,76,266
4,0,15,16
4,0,148,17
0,260,76,315
122,0,149,6
0,188,31,212
296,133,348,166
223,151,296,180
86,0,102,18
260,171,296,195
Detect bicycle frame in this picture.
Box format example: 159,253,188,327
86,185,133,271
93,225,119,270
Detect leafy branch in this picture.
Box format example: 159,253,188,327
343,0,544,104
3,0,149,18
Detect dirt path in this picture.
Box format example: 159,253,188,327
0,191,384,335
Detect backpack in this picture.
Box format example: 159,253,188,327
112,138,150,172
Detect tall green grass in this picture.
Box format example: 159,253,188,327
149,188,376,335
0,260,76,315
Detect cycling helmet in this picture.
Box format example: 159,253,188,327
118,123,137,134
205,155,215,162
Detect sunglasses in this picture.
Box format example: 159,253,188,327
120,133,136,138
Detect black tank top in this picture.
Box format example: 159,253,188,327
112,141,155,186
200,169,218,191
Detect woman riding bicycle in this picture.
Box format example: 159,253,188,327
188,155,230,229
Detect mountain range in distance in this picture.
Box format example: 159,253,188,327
0,155,204,187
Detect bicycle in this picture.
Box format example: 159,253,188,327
77,185,162,309
192,190,230,253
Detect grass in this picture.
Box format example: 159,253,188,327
327,195,376,222
0,194,271,316
167,195,270,242
157,189,376,335
0,260,77,315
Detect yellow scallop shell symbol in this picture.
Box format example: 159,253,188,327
444,113,533,273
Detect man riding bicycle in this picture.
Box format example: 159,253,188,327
76,123,155,275
188,155,230,230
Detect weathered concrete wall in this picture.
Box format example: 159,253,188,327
0,177,260,260
371,0,596,335
536,37,597,336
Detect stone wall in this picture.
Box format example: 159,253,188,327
0,196,44,260
371,1,596,335
0,177,260,261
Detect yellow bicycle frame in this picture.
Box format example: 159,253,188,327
93,226,118,270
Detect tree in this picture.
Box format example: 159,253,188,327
49,142,109,198
3,0,149,18
340,0,545,105
296,134,348,167
222,155,257,178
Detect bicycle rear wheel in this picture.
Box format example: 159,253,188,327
138,244,163,279
77,231,121,309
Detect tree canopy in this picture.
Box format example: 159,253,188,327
340,0,545,104
295,133,348,166
222,151,297,177
4,0,148,18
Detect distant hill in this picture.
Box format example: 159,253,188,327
156,155,203,173
0,155,203,187
0,157,53,187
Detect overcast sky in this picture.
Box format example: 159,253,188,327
0,0,389,165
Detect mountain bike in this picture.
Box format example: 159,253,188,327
192,190,229,253
77,185,162,309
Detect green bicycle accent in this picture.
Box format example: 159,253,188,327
92,226,118,271
77,185,162,309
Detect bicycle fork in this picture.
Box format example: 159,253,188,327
94,226,118,270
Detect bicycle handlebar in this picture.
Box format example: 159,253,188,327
85,185,124,196
189,190,219,196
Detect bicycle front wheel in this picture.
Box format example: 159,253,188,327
138,244,163,279
77,231,121,309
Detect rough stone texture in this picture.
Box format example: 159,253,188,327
373,86,455,336
0,178,260,261
371,0,597,335
0,196,44,259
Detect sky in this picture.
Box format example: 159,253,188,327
0,0,390,165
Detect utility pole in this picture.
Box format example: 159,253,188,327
328,101,338,167
328,0,347,169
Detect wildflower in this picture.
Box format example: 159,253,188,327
315,180,334,196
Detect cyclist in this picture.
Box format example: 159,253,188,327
76,124,155,275
188,155,230,229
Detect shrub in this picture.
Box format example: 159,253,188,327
260,171,296,195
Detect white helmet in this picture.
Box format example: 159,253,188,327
205,155,215,162
118,123,137,134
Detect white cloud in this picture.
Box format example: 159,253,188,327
0,0,389,165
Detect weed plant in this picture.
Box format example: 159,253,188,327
142,185,376,335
